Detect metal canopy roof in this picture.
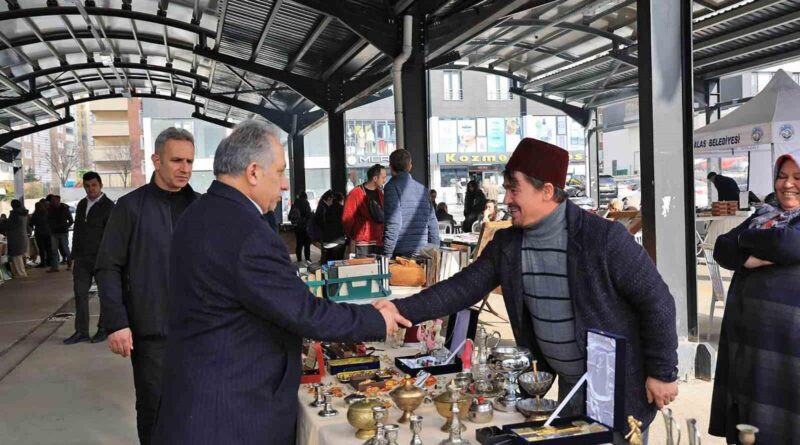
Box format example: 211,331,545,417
435,0,800,112
3,0,799,143
0,0,559,141
0,0,417,138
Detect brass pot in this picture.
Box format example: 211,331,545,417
390,378,425,423
346,398,384,440
433,389,470,432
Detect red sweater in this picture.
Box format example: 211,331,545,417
342,185,384,246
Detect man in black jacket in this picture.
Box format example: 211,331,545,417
96,127,198,445
707,172,741,202
47,194,74,269
64,171,115,345
377,138,679,439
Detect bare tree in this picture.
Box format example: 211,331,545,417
107,145,133,187
43,141,79,186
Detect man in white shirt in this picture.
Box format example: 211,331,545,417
64,171,115,345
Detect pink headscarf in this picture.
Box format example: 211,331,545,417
749,150,800,229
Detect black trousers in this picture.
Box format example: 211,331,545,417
295,229,311,261
131,336,167,445
72,258,103,336
321,243,346,263
35,234,53,267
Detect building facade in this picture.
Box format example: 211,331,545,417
87,98,144,188
303,69,587,204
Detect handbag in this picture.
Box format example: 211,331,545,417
361,186,384,223
389,257,426,287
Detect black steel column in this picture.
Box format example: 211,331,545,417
291,133,305,197
517,80,527,137
401,15,430,187
328,110,347,193
13,158,23,200
586,110,599,206
637,0,695,340
704,78,720,125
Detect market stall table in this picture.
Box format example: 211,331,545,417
440,233,479,258
696,213,750,250
296,344,545,445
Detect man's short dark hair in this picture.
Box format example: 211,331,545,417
45,194,54,202
155,127,195,157
366,164,384,182
503,169,567,203
707,172,718,180
389,149,412,173
83,171,102,186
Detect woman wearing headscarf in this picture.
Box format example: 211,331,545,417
709,151,800,444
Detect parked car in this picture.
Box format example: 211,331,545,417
598,175,618,205
566,186,596,210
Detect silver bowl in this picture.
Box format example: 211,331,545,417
518,371,555,398
488,347,531,371
516,397,558,421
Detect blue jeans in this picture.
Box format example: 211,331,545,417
51,233,70,264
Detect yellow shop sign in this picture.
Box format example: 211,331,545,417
440,153,511,164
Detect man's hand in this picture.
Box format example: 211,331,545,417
107,328,134,358
645,377,678,409
744,255,773,269
372,299,412,336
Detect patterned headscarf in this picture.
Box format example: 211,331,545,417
749,150,800,229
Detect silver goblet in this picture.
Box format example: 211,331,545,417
488,346,531,411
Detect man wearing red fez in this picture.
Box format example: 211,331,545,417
376,138,679,441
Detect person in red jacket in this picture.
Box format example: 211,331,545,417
342,163,386,255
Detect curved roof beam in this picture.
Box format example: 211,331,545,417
1,67,290,131
434,64,528,84
0,6,215,39
0,115,74,147
46,89,292,133
467,39,579,63
10,61,206,86
498,19,635,47
0,29,328,108
0,29,195,54
50,73,195,94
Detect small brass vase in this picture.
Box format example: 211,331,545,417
390,377,425,423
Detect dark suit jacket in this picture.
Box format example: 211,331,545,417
71,194,114,261
152,181,386,445
393,200,679,429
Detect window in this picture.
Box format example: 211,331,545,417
486,74,513,100
721,156,748,190
346,120,395,155
440,167,468,188
751,72,774,94
570,122,585,147
306,168,331,197
443,71,462,101
24,149,32,158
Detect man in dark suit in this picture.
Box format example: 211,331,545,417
63,171,115,345
151,120,409,445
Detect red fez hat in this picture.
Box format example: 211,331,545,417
505,138,569,189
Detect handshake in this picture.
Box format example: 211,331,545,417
372,299,412,337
